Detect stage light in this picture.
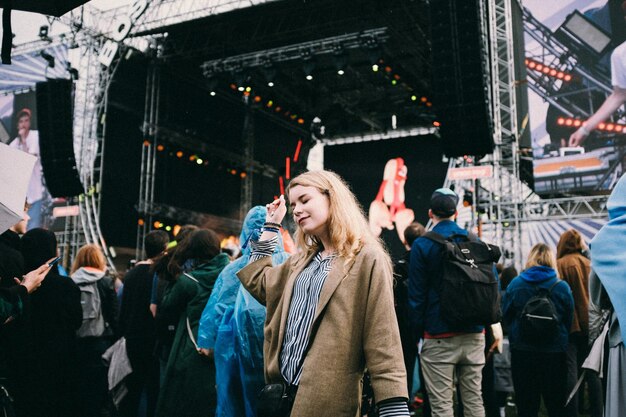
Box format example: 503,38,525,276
297,118,304,124
165,225,172,232
189,155,197,162
385,66,392,73
245,87,252,92
138,219,144,226
173,225,181,236
268,82,274,87
421,97,428,103
176,151,183,158
157,144,164,151
556,10,612,56
238,86,244,92
294,139,303,162
557,117,565,125
525,58,574,82
39,25,50,41
210,91,216,96
143,140,150,147
275,106,282,112
337,69,345,75
391,80,397,85
196,158,203,165
372,64,379,72
254,96,262,103
565,119,573,126
230,84,237,90
411,95,417,101
240,172,247,179
267,100,274,107
556,117,626,133
433,121,441,127
286,157,291,180
40,50,55,68
306,75,313,81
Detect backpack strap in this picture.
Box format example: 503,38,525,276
422,231,448,245
547,279,562,294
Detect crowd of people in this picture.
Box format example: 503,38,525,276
0,169,623,417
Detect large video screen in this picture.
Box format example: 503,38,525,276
0,44,69,230
524,0,625,194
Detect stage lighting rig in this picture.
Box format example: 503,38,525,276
39,25,51,41
40,50,55,68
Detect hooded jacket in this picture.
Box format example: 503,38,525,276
503,266,574,352
71,266,118,338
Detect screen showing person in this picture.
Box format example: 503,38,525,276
8,107,50,230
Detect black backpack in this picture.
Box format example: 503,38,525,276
520,280,562,343
424,231,502,327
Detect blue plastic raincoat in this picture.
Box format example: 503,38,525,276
197,206,290,417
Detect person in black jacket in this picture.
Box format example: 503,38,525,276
21,228,82,417
118,230,169,417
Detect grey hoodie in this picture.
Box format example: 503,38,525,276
71,267,106,337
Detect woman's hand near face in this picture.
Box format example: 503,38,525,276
266,195,287,224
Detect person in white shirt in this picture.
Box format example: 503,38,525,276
9,108,48,229
569,41,626,146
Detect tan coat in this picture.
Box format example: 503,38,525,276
557,252,591,335
237,242,407,417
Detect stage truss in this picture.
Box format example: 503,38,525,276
30,0,611,269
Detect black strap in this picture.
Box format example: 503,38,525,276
2,4,12,65
546,279,562,294
423,231,475,245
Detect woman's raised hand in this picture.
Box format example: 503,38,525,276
266,195,287,224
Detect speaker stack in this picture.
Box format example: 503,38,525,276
36,79,83,197
430,0,493,157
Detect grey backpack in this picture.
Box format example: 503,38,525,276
77,281,106,337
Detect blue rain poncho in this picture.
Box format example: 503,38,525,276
197,206,267,350
197,206,290,417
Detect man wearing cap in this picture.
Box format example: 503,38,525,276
9,108,47,230
408,188,486,417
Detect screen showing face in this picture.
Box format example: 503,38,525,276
524,1,624,195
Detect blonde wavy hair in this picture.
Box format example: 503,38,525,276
71,244,106,274
286,170,389,266
524,243,557,271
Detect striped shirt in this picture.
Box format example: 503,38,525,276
250,235,409,416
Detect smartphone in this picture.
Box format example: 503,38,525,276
48,256,61,267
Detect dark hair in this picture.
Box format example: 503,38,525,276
21,228,57,272
145,230,169,259
556,229,585,259
404,222,426,247
499,265,518,292
152,225,197,282
168,229,221,278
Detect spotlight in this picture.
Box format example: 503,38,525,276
411,95,417,101
40,51,55,68
238,86,244,92
372,64,379,72
268,81,274,87
196,158,203,164
306,75,313,81
337,69,345,75
38,25,50,41
67,64,79,80
210,91,216,96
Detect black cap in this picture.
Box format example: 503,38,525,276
430,188,459,217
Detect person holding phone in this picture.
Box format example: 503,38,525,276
237,170,409,417
21,228,82,417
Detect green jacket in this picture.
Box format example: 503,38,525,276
156,254,230,417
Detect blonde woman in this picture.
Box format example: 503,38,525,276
502,243,574,417
70,244,119,417
237,170,408,417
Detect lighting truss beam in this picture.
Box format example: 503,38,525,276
149,124,278,178
201,28,389,75
322,126,436,146
144,202,243,233
489,195,608,222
